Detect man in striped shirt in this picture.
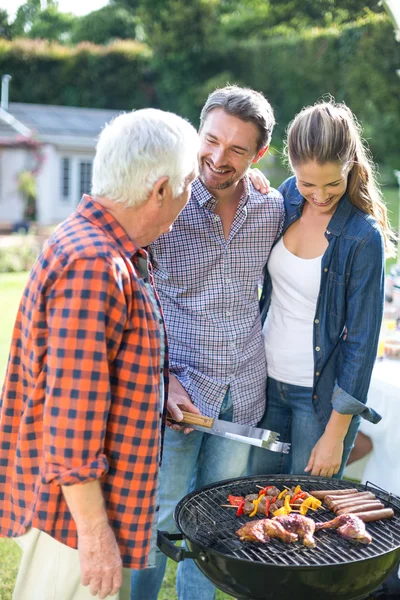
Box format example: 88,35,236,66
131,87,285,600
0,108,199,600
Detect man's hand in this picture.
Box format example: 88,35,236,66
167,374,201,434
78,520,123,598
248,168,271,194
62,480,122,598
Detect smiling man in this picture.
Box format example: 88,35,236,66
130,86,284,600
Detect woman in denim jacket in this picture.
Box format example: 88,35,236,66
248,101,396,479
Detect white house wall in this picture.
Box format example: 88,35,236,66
37,145,95,225
0,147,29,223
36,144,59,225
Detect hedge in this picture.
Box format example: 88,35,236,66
0,38,154,110
0,13,398,172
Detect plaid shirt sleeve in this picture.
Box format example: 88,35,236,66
42,256,127,486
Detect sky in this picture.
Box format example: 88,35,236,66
0,0,109,19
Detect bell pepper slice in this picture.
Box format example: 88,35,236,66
284,493,292,514
277,489,288,500
290,491,307,505
270,495,277,504
300,496,315,515
227,495,245,507
293,485,301,494
283,494,292,514
273,506,288,517
310,496,322,510
236,499,245,516
264,497,271,516
249,495,263,517
259,485,274,496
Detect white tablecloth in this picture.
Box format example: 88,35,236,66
344,358,400,495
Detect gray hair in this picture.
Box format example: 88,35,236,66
199,85,275,152
92,108,199,207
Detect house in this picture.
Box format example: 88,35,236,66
0,89,123,226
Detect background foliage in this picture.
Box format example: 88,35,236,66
0,1,398,179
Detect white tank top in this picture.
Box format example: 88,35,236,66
263,237,322,387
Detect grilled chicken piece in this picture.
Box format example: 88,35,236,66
236,519,270,543
236,519,298,544
274,514,317,548
315,514,372,544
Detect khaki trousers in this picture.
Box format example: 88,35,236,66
12,528,131,600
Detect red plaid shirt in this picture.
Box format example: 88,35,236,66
0,195,168,569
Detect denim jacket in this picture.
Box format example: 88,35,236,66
260,176,384,427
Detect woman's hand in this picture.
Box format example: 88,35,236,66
304,432,344,478
248,168,271,194
166,373,201,434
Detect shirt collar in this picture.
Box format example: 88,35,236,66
193,175,250,208
76,194,142,260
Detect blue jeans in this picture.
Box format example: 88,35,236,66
130,390,250,600
248,377,361,478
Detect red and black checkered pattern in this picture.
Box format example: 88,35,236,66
0,195,168,569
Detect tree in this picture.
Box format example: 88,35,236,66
28,6,76,41
114,0,225,120
0,9,13,39
11,0,41,37
11,0,76,42
71,5,137,44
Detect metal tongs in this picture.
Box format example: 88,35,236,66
170,411,291,454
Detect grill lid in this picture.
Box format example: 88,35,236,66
175,475,400,568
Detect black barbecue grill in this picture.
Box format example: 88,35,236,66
158,475,400,600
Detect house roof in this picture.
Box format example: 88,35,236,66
6,103,124,138
0,119,18,138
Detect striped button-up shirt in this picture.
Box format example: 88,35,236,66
0,195,168,569
150,176,284,425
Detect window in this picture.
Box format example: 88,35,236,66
61,157,70,200
79,161,92,198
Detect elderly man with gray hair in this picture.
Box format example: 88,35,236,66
0,108,199,600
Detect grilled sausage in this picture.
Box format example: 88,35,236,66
336,502,384,516
330,494,377,511
325,492,373,508
356,508,394,522
309,488,358,500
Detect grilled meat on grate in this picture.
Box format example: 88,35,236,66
274,514,317,548
315,514,372,544
236,518,298,544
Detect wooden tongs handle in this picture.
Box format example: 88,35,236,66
180,410,214,428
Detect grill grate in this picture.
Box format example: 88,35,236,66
176,476,400,567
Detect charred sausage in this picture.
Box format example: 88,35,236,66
356,508,394,522
325,492,374,508
309,488,358,500
336,502,384,516
330,494,377,512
